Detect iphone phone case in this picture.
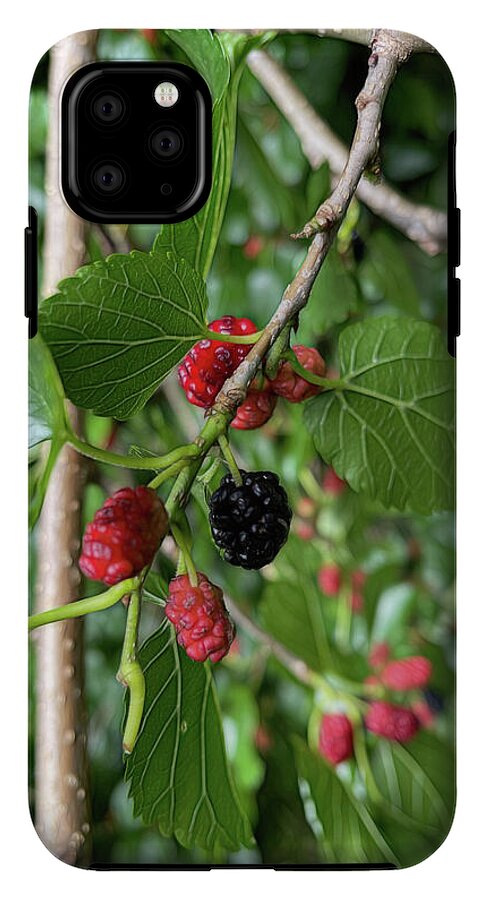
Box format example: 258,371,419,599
28,28,457,869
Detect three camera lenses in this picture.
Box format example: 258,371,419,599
89,95,184,197
62,63,212,221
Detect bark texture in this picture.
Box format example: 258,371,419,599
247,48,447,254
213,30,423,417
34,30,97,866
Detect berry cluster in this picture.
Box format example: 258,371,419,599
79,487,168,586
178,316,326,430
317,647,434,765
365,645,435,732
318,698,421,767
80,486,237,664
79,311,302,658
165,572,234,663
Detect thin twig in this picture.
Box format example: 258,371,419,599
225,597,317,688
313,29,435,54
234,28,435,55
214,30,419,417
247,47,446,255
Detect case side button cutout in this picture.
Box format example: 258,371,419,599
447,132,460,357
25,206,38,338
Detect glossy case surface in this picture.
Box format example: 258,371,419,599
28,28,456,869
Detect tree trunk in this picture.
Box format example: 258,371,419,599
33,30,97,866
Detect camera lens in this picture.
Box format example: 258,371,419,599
92,162,126,195
150,128,183,161
91,92,125,125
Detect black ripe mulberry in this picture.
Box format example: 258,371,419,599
209,470,292,569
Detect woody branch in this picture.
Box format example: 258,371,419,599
213,29,423,418
247,47,447,255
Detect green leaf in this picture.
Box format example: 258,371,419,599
29,333,69,447
362,563,405,637
237,115,304,233
305,164,331,216
39,252,208,419
222,683,265,821
359,230,420,315
29,441,62,529
154,32,272,279
125,621,254,852
152,101,235,279
370,583,417,645
294,738,400,865
257,729,321,865
304,317,455,514
153,32,235,278
28,334,71,526
260,536,333,673
372,732,454,832
166,30,230,102
302,246,360,337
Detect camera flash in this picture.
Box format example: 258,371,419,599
154,82,179,108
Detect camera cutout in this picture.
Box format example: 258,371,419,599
91,91,126,126
91,162,127,195
61,62,212,223
149,126,185,162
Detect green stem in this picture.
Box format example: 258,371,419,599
307,704,323,753
327,672,384,699
68,433,199,472
176,550,187,577
298,467,326,503
164,410,228,520
171,523,198,587
335,586,352,651
148,458,190,491
265,321,293,379
218,434,243,485
28,577,139,631
204,328,263,345
117,587,145,754
282,350,335,389
353,722,383,804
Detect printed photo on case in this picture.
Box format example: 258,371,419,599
28,28,456,869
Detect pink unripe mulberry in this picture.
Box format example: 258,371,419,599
365,701,419,743
269,345,325,403
318,564,341,596
165,572,235,663
381,656,432,691
318,713,354,765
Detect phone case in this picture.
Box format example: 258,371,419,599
28,28,457,869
